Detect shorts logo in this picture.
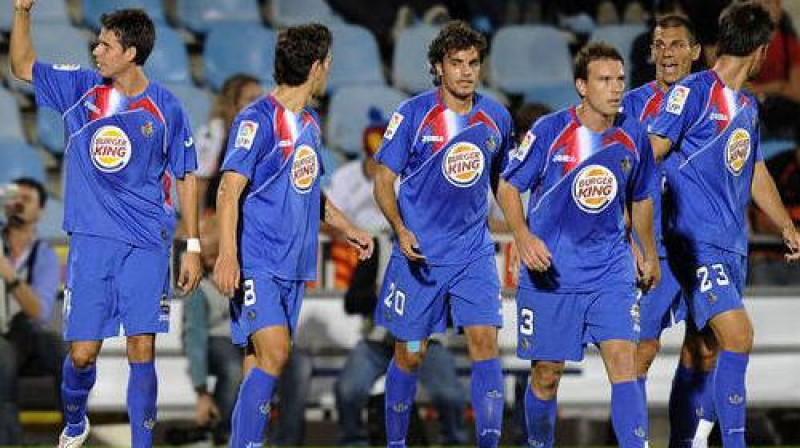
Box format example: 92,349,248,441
728,394,744,405
666,85,690,115
291,145,319,193
725,128,751,176
90,125,132,173
259,402,271,415
572,165,618,213
384,112,404,140
235,120,259,150
442,142,484,188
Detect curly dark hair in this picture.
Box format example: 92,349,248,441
573,41,624,82
427,20,487,86
717,1,774,57
274,23,332,86
99,9,155,66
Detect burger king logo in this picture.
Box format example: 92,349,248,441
90,125,131,173
442,142,484,188
725,128,751,176
572,165,618,213
291,145,318,193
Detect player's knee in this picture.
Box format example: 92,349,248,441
603,347,637,382
394,343,426,371
69,349,98,368
257,346,291,374
126,335,155,362
718,328,753,353
532,363,564,398
635,340,660,374
466,331,498,360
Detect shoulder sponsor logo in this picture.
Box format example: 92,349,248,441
442,142,484,188
421,135,445,143
291,145,319,193
666,85,690,115
278,139,293,148
572,164,618,213
512,131,535,161
725,128,751,176
234,120,259,150
53,63,80,71
710,112,729,121
384,112,404,140
90,125,132,173
553,154,575,163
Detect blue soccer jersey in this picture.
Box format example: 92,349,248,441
33,61,197,249
374,89,514,265
221,95,325,281
623,81,670,257
649,70,761,255
503,106,655,292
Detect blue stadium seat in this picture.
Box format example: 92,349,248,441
0,88,25,142
326,85,408,156
524,83,580,110
0,140,47,184
144,26,191,85
760,138,795,160
590,24,647,81
269,0,342,26
328,24,384,92
489,25,573,94
36,107,65,155
175,0,261,34
1,0,71,30
83,0,166,30
8,24,93,94
39,197,66,240
203,23,276,91
392,24,441,94
162,83,212,134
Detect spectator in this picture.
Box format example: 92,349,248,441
194,74,263,212
0,178,63,445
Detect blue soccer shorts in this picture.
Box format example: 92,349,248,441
639,257,686,340
230,272,306,347
63,234,171,341
375,254,502,341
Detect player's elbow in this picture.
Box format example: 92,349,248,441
9,58,33,83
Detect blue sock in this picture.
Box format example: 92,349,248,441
638,376,649,438
668,364,700,448
471,358,504,448
524,384,556,448
128,361,158,448
231,367,276,448
715,351,748,448
611,381,647,448
699,369,717,423
385,359,418,448
61,357,96,437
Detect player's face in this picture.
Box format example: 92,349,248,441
93,29,135,78
3,185,42,225
578,59,625,117
651,26,700,87
236,82,264,112
436,47,481,100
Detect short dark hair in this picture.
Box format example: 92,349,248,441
656,15,698,45
274,24,332,87
12,177,47,208
717,1,774,57
574,42,624,82
427,21,487,86
99,9,155,66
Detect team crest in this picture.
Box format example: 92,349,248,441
291,145,319,193
442,142,484,188
621,156,632,175
725,128,751,176
486,134,498,152
90,125,132,173
572,165,618,213
141,121,154,138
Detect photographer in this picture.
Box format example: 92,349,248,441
0,178,63,445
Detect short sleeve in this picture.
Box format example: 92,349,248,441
648,81,702,147
374,101,414,175
501,117,552,193
165,97,198,179
32,60,101,114
220,108,272,180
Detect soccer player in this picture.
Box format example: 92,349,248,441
623,15,722,448
9,2,203,448
212,24,373,448
648,2,800,447
498,42,658,448
372,21,514,448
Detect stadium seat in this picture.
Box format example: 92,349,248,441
0,88,25,142
269,0,343,26
0,140,47,184
590,24,647,81
203,23,276,91
0,0,71,30
328,24,384,92
144,26,192,85
83,0,166,30
524,83,580,110
8,24,93,94
175,0,261,34
36,107,65,155
392,24,441,94
162,83,212,134
489,25,573,94
326,85,408,156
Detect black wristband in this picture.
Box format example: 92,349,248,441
7,278,21,292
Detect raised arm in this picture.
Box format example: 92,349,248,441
9,0,37,83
